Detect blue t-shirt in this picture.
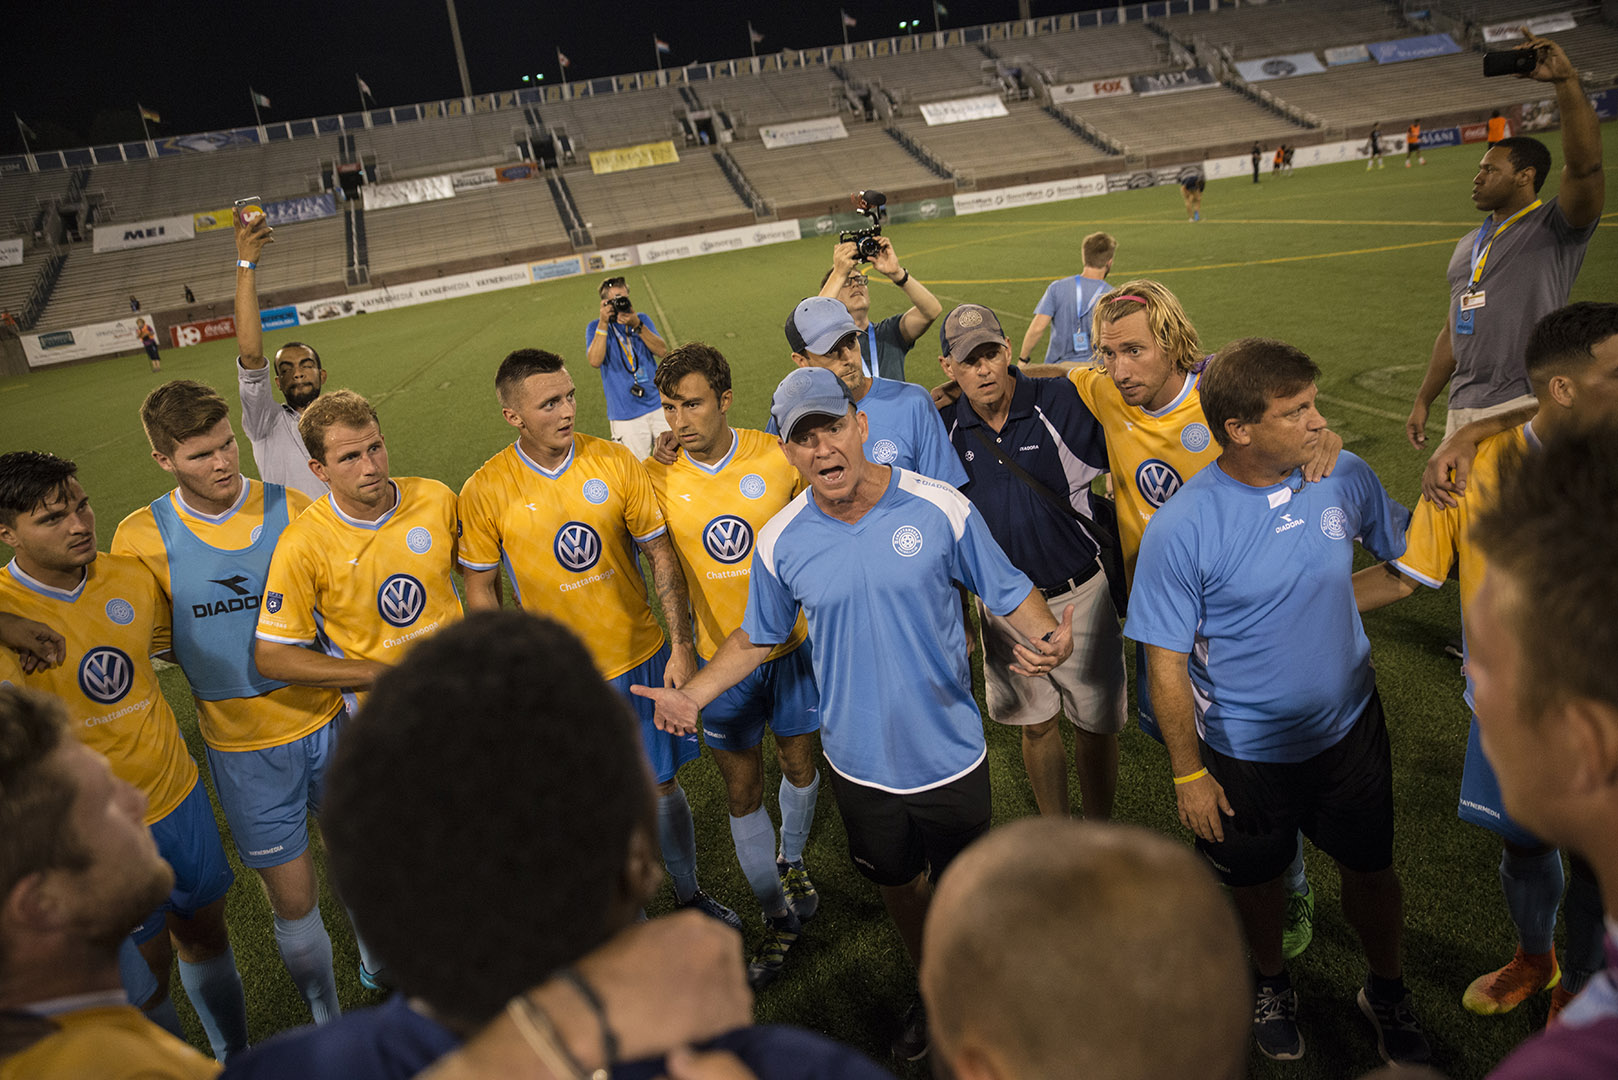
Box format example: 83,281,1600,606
744,468,1032,792
1033,275,1113,365
1126,452,1409,763
767,378,968,488
586,315,662,421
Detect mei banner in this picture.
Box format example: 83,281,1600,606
1049,78,1131,103
589,141,680,175
192,207,236,233
759,116,849,149
362,175,454,211
1367,34,1461,64
265,193,337,226
1131,68,1216,96
1235,53,1326,82
0,238,21,267
919,95,1010,125
92,214,195,253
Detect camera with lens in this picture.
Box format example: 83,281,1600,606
839,189,888,263
610,295,634,315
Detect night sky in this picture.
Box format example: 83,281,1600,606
3,0,1119,155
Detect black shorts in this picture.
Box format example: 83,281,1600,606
1196,690,1394,888
828,760,991,887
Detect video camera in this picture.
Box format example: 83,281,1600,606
839,189,888,263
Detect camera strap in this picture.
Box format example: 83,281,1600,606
860,324,879,380
965,424,1116,550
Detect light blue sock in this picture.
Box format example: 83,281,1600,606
658,785,700,903
1501,847,1563,956
144,993,184,1040
1282,832,1309,896
274,906,341,1024
117,936,159,1009
350,917,388,985
778,770,820,865
177,945,248,1061
730,807,789,915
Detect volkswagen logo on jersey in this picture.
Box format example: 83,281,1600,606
892,525,924,557
1180,423,1211,453
1136,460,1184,508
79,647,133,705
703,515,754,564
871,439,900,465
377,574,427,628
582,479,610,505
406,526,433,554
739,473,766,500
104,598,135,625
554,521,602,572
1320,506,1349,541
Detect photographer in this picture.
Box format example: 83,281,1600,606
816,235,941,384
586,276,671,458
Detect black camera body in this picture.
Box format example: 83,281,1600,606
1483,47,1541,78
610,295,634,314
839,189,889,263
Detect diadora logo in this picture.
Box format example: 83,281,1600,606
892,525,924,557
1018,445,1040,452
1135,459,1183,508
1320,506,1348,540
376,574,426,628
1274,512,1305,534
871,439,899,464
79,647,133,705
703,515,754,564
193,575,260,619
554,521,602,572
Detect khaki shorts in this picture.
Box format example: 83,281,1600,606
610,409,672,460
981,565,1127,734
1444,394,1537,438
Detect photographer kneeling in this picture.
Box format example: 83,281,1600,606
587,275,671,458
817,234,941,384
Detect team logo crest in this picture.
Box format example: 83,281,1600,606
739,473,766,500
265,591,283,614
554,521,602,572
892,525,924,557
964,450,975,462
78,647,133,705
377,574,427,628
871,439,900,465
406,526,433,554
250,525,263,543
703,515,754,564
582,479,610,505
1320,507,1348,541
104,598,134,625
1180,423,1211,453
1135,459,1184,508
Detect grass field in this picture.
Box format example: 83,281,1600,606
3,125,1615,1079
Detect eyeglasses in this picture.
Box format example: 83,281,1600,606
844,273,868,288
600,276,626,291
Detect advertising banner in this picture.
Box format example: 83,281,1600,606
154,129,260,155
953,176,1104,215
1131,68,1216,96
0,238,21,267
759,116,849,149
1324,44,1371,66
264,193,337,226
169,315,237,348
1367,34,1461,64
583,248,640,273
918,95,1010,126
1235,53,1327,82
1418,126,1462,148
1049,78,1132,103
636,221,801,265
495,163,542,182
1104,164,1207,193
260,306,300,331
92,214,196,253
192,207,235,233
22,315,149,366
362,175,455,211
1460,122,1496,143
589,141,680,175
451,168,499,191
1483,14,1576,43
530,256,584,282
292,265,535,327
799,196,953,236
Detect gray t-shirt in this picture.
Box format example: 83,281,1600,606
856,312,914,383
1446,197,1597,410
237,360,328,500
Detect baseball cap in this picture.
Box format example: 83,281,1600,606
784,296,860,356
770,367,854,440
938,304,1010,361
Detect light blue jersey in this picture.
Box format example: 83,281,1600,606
768,378,969,487
1034,275,1113,365
1127,452,1409,764
743,468,1032,792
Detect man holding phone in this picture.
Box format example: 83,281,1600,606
587,276,671,459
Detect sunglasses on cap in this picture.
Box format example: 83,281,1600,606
601,276,626,291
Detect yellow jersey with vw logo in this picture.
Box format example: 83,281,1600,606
458,436,666,679
645,428,808,662
0,555,198,824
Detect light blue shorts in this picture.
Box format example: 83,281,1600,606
700,642,820,753
206,711,345,869
607,643,701,784
132,778,234,943
1459,713,1542,849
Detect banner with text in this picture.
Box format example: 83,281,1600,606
362,175,454,211
1049,78,1132,103
92,214,196,253
583,248,640,273
1104,164,1208,193
0,239,21,267
1483,13,1576,43
265,193,337,226
1131,68,1216,96
22,315,150,366
919,95,1010,125
154,129,260,155
1235,53,1327,82
192,207,235,233
451,168,499,191
530,256,584,282
169,315,237,348
1367,34,1460,64
800,196,953,235
954,176,1104,215
637,221,801,265
760,116,850,149
589,140,680,175
1324,44,1371,66
496,163,542,182
260,305,300,331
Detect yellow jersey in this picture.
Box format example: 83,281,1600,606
112,479,344,752
0,1003,220,1080
0,641,22,687
459,436,666,679
0,555,197,824
645,428,808,661
1067,365,1219,582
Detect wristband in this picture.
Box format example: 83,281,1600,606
236,260,256,270
507,995,603,1080
894,269,910,287
1172,768,1209,786
556,965,619,1068
1018,357,1030,365
594,328,607,338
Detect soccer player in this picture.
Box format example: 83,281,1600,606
1355,302,1618,1020
233,209,329,499
816,233,942,382
457,349,737,929
1018,232,1116,366
1406,120,1425,167
636,366,1075,1060
1128,338,1427,1066
1367,122,1384,170
1179,171,1205,222
113,380,348,1024
644,343,821,987
0,451,248,1061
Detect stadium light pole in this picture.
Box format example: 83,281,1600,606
444,0,473,99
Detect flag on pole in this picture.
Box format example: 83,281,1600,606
15,113,37,140
356,75,373,100
654,36,671,53
557,49,571,68
749,23,765,44
842,11,857,27
138,104,161,123
251,89,271,108
933,1,947,13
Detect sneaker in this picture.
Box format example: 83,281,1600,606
1548,984,1576,1025
892,999,929,1061
1282,888,1315,960
357,964,394,992
678,889,743,932
1358,988,1431,1065
777,858,819,921
1462,947,1560,1015
746,910,803,991
1253,980,1304,1060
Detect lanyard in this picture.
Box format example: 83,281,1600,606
860,323,879,379
614,324,640,380
1469,200,1540,290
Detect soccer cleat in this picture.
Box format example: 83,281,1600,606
892,999,929,1061
1548,984,1576,1025
1463,947,1560,1015
357,964,394,992
1192,211,1200,222
745,910,803,991
777,858,819,921
1282,887,1315,960
678,890,744,932
1253,981,1304,1060
1358,988,1431,1065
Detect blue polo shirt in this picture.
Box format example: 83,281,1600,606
743,468,1032,792
940,369,1107,589
1126,452,1409,764
768,377,968,488
585,316,662,421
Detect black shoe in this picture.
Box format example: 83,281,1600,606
745,910,803,991
677,889,743,932
1358,988,1431,1065
891,999,929,1061
1253,979,1304,1060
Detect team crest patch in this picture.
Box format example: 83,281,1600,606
582,478,610,504
406,526,433,554
1320,506,1348,541
892,525,924,557
250,525,263,544
265,591,283,614
871,439,900,465
1180,423,1211,453
964,449,975,462
104,598,134,625
957,309,983,328
739,473,766,499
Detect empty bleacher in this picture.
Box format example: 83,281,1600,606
358,110,528,178
538,88,688,152
1162,0,1407,59
87,140,327,224
995,22,1174,82
1062,85,1307,159
564,153,752,246
705,67,852,130
1548,21,1618,82
0,262,39,320
896,102,1116,185
364,181,570,280
842,44,1000,104
725,125,951,219
0,170,68,239
1265,51,1551,131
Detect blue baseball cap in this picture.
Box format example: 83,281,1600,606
770,367,855,440
784,296,860,356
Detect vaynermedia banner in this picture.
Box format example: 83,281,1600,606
1050,78,1132,103
636,221,800,265
1131,68,1215,96
93,214,195,253
363,176,454,211
0,238,21,267
21,315,148,366
265,193,337,226
1483,14,1576,43
919,95,1010,125
954,176,1104,215
759,116,849,149
1236,53,1326,82
589,141,680,175
1325,44,1371,66
1368,34,1460,64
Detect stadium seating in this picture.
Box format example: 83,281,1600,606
563,153,753,245
1264,51,1560,131
0,263,38,321
538,88,689,152
358,110,528,178
842,44,1001,104
703,67,852,130
992,22,1174,83
1550,21,1618,82
0,170,68,240
725,125,950,218
364,182,570,279
1160,0,1407,59
86,140,326,225
895,102,1116,185
1061,85,1308,159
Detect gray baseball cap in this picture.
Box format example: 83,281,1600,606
770,367,855,440
784,296,860,356
939,303,1010,360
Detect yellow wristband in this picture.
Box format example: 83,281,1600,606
595,328,607,338
1172,768,1208,786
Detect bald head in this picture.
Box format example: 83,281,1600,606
922,819,1249,1080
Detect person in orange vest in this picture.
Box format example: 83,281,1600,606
1488,109,1509,143
1406,120,1425,167
1272,146,1283,176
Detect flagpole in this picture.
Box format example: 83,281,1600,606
932,2,941,34
654,34,664,74
841,10,850,47
14,115,32,157
250,88,263,129
357,75,367,115
557,47,569,92
138,105,152,144
748,22,757,59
